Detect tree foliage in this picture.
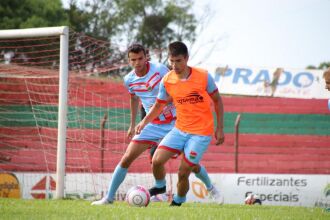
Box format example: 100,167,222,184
0,0,68,29
136,0,196,61
306,62,330,70
0,0,197,63
69,0,197,62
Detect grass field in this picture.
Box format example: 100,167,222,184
0,198,329,220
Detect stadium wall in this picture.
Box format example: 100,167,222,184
6,172,330,208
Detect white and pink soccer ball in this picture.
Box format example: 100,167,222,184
126,185,150,207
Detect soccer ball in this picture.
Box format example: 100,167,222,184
126,185,150,207
245,193,262,205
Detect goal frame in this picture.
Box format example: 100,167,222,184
0,26,69,199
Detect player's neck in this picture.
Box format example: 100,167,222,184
135,62,149,77
176,66,191,80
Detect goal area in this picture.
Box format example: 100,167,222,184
0,27,175,200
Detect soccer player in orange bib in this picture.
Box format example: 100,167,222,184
136,41,225,206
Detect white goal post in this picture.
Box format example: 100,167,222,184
0,26,69,199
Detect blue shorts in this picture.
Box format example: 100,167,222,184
158,127,211,166
132,120,175,146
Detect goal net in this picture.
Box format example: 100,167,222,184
0,27,175,200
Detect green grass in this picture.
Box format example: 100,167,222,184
0,198,329,220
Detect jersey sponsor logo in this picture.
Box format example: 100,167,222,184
176,92,204,105
129,72,161,92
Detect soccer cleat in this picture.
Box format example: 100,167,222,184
91,197,112,205
150,193,168,202
169,200,182,206
148,186,166,196
208,185,223,205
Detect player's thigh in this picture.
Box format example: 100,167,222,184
183,135,211,165
120,141,151,166
152,148,176,166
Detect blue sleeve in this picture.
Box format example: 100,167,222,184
207,73,218,94
157,79,169,100
123,74,134,94
159,64,169,77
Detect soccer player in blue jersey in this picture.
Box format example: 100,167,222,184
91,44,220,205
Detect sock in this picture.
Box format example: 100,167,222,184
195,165,212,190
173,194,186,204
155,179,166,188
106,164,128,201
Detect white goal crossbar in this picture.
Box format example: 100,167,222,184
0,26,69,199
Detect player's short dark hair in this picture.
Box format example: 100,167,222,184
168,41,188,57
127,44,146,57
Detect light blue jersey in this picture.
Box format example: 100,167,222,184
124,61,176,124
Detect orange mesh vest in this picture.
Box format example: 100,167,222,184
163,67,214,135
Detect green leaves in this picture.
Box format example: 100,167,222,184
0,0,68,29
68,0,197,62
0,0,197,64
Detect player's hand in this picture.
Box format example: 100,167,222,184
135,121,146,135
126,125,135,139
215,127,225,145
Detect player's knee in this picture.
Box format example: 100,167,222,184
191,164,201,174
151,150,169,166
151,157,163,167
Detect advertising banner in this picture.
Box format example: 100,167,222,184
187,174,330,208
12,173,330,208
0,173,21,198
211,66,327,99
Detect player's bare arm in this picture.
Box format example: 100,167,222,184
210,92,225,145
127,95,139,139
135,101,166,134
